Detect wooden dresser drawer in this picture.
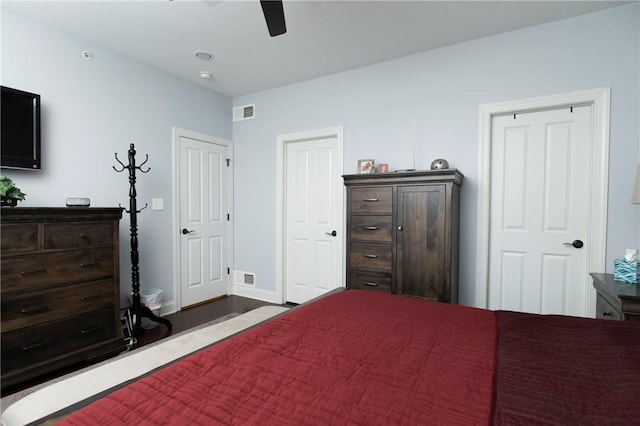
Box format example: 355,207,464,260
350,216,393,242
0,224,38,253
349,270,392,293
2,279,115,332
44,222,113,249
596,294,622,320
1,248,114,293
350,242,392,270
1,308,116,374
350,187,392,214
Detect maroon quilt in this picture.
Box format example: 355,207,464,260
492,311,640,425
57,290,497,425
55,290,640,425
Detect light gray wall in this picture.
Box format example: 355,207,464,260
233,4,640,305
1,9,232,308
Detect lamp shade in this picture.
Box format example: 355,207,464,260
632,163,640,204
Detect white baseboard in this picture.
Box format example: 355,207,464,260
232,284,281,304
159,300,177,316
156,286,280,316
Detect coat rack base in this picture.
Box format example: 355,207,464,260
127,304,172,333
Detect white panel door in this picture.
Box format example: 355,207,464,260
489,106,591,316
285,136,343,304
179,135,229,307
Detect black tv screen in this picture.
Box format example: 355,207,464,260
1,86,41,170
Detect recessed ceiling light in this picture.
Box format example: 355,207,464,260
195,51,213,61
200,71,212,79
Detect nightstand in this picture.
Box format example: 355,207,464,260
590,273,640,321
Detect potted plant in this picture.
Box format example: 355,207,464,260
0,176,26,207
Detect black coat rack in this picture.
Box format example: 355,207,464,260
114,144,172,343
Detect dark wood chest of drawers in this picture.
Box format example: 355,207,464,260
344,170,462,303
1,207,124,389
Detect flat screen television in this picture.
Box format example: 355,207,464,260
1,86,41,170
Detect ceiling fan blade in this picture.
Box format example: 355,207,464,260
260,0,286,37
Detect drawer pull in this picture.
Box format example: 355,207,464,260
79,262,100,268
80,294,101,302
362,226,379,230
22,339,50,351
79,232,88,239
602,312,612,317
363,198,379,202
364,254,379,259
81,326,103,335
363,282,379,287
20,269,47,276
20,305,47,314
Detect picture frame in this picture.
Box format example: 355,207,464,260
358,159,375,174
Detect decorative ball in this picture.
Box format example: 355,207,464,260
430,159,449,170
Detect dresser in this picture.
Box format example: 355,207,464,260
344,170,462,303
591,272,640,321
1,207,124,389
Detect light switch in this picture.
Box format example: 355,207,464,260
152,198,164,211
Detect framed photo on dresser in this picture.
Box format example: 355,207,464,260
357,159,374,174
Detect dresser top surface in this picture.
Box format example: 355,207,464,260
591,273,640,300
1,207,123,222
343,169,463,186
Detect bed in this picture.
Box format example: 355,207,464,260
8,289,640,425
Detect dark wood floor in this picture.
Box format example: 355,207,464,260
1,295,280,397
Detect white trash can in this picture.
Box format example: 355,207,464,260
129,288,163,329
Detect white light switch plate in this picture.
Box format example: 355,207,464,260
152,198,164,211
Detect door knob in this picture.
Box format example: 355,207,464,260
182,228,195,235
324,230,337,237
563,239,584,249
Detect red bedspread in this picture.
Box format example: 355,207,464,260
56,290,640,425
58,290,497,425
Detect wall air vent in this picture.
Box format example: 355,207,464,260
243,273,255,285
234,270,256,286
233,104,255,122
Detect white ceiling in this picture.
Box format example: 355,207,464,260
2,0,628,98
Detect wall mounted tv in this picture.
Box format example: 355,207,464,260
1,86,41,170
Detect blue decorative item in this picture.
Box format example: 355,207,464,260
614,259,640,284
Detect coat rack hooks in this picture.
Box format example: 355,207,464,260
114,143,171,346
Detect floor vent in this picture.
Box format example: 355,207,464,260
233,104,255,122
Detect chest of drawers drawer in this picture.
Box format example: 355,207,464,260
596,294,622,320
349,270,392,293
350,242,392,270
1,247,114,293
349,187,393,214
44,222,113,249
350,216,393,242
2,279,115,332
1,223,38,253
1,308,116,374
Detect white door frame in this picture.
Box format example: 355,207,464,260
172,127,233,311
275,126,344,304
475,88,610,316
